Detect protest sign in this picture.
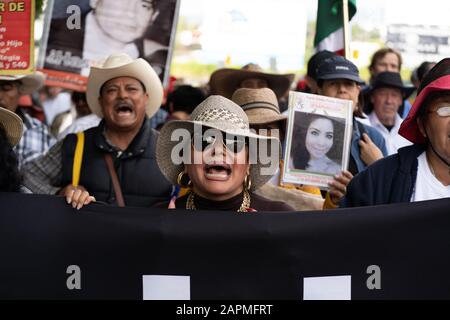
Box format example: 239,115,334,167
0,0,35,75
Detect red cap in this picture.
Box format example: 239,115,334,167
399,74,450,143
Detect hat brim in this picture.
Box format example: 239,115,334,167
86,58,163,118
399,74,450,143
365,84,416,100
0,72,45,95
0,107,23,146
245,108,287,125
363,84,416,113
209,68,295,99
318,73,365,84
156,120,281,191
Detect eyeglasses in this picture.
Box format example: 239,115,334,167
427,106,450,117
191,131,247,154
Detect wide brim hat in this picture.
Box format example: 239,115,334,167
0,72,45,95
364,71,416,112
231,87,287,125
86,53,163,118
399,58,450,143
0,107,23,146
209,64,295,99
156,95,281,191
366,71,415,99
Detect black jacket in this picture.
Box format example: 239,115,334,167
342,144,426,207
61,118,172,207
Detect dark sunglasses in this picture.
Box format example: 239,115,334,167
191,130,247,154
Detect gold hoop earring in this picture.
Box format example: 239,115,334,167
243,174,252,191
177,171,192,188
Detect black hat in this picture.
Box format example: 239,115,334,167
316,56,364,84
307,50,336,80
369,71,415,99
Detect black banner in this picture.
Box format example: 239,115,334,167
0,192,449,300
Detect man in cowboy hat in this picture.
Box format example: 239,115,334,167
0,72,55,168
365,71,414,155
343,58,450,207
22,53,172,209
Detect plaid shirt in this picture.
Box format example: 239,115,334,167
14,108,56,169
149,109,168,129
22,139,64,195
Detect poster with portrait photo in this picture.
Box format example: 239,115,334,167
282,92,353,189
38,0,180,91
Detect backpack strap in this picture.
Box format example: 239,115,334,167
72,132,85,187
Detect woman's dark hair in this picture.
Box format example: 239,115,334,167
165,85,206,114
291,113,345,170
417,61,436,83
0,126,21,192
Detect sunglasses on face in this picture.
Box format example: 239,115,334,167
191,131,247,154
428,105,450,117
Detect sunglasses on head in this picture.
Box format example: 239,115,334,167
191,130,247,154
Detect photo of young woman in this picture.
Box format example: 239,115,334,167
290,112,344,175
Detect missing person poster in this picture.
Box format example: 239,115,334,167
38,0,180,91
283,92,353,189
0,0,35,75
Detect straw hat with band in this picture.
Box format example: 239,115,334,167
209,63,295,99
399,58,450,144
0,107,23,146
0,72,45,95
156,95,281,191
86,53,163,118
231,87,287,126
364,71,416,112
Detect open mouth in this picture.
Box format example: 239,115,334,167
204,163,232,180
115,103,133,115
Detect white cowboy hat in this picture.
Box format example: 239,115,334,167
86,53,163,118
0,72,45,95
0,107,23,146
156,95,281,191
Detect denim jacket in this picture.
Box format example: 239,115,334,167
351,118,388,173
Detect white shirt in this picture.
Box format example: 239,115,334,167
410,152,450,202
42,92,72,126
57,114,101,140
368,111,412,155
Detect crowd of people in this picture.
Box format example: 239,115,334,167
0,47,449,212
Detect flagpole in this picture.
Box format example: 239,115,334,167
342,0,351,60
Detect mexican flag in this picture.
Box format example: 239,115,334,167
314,0,357,55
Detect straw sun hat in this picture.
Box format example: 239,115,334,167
231,87,287,125
156,95,281,191
0,72,45,95
0,107,23,146
86,53,163,118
